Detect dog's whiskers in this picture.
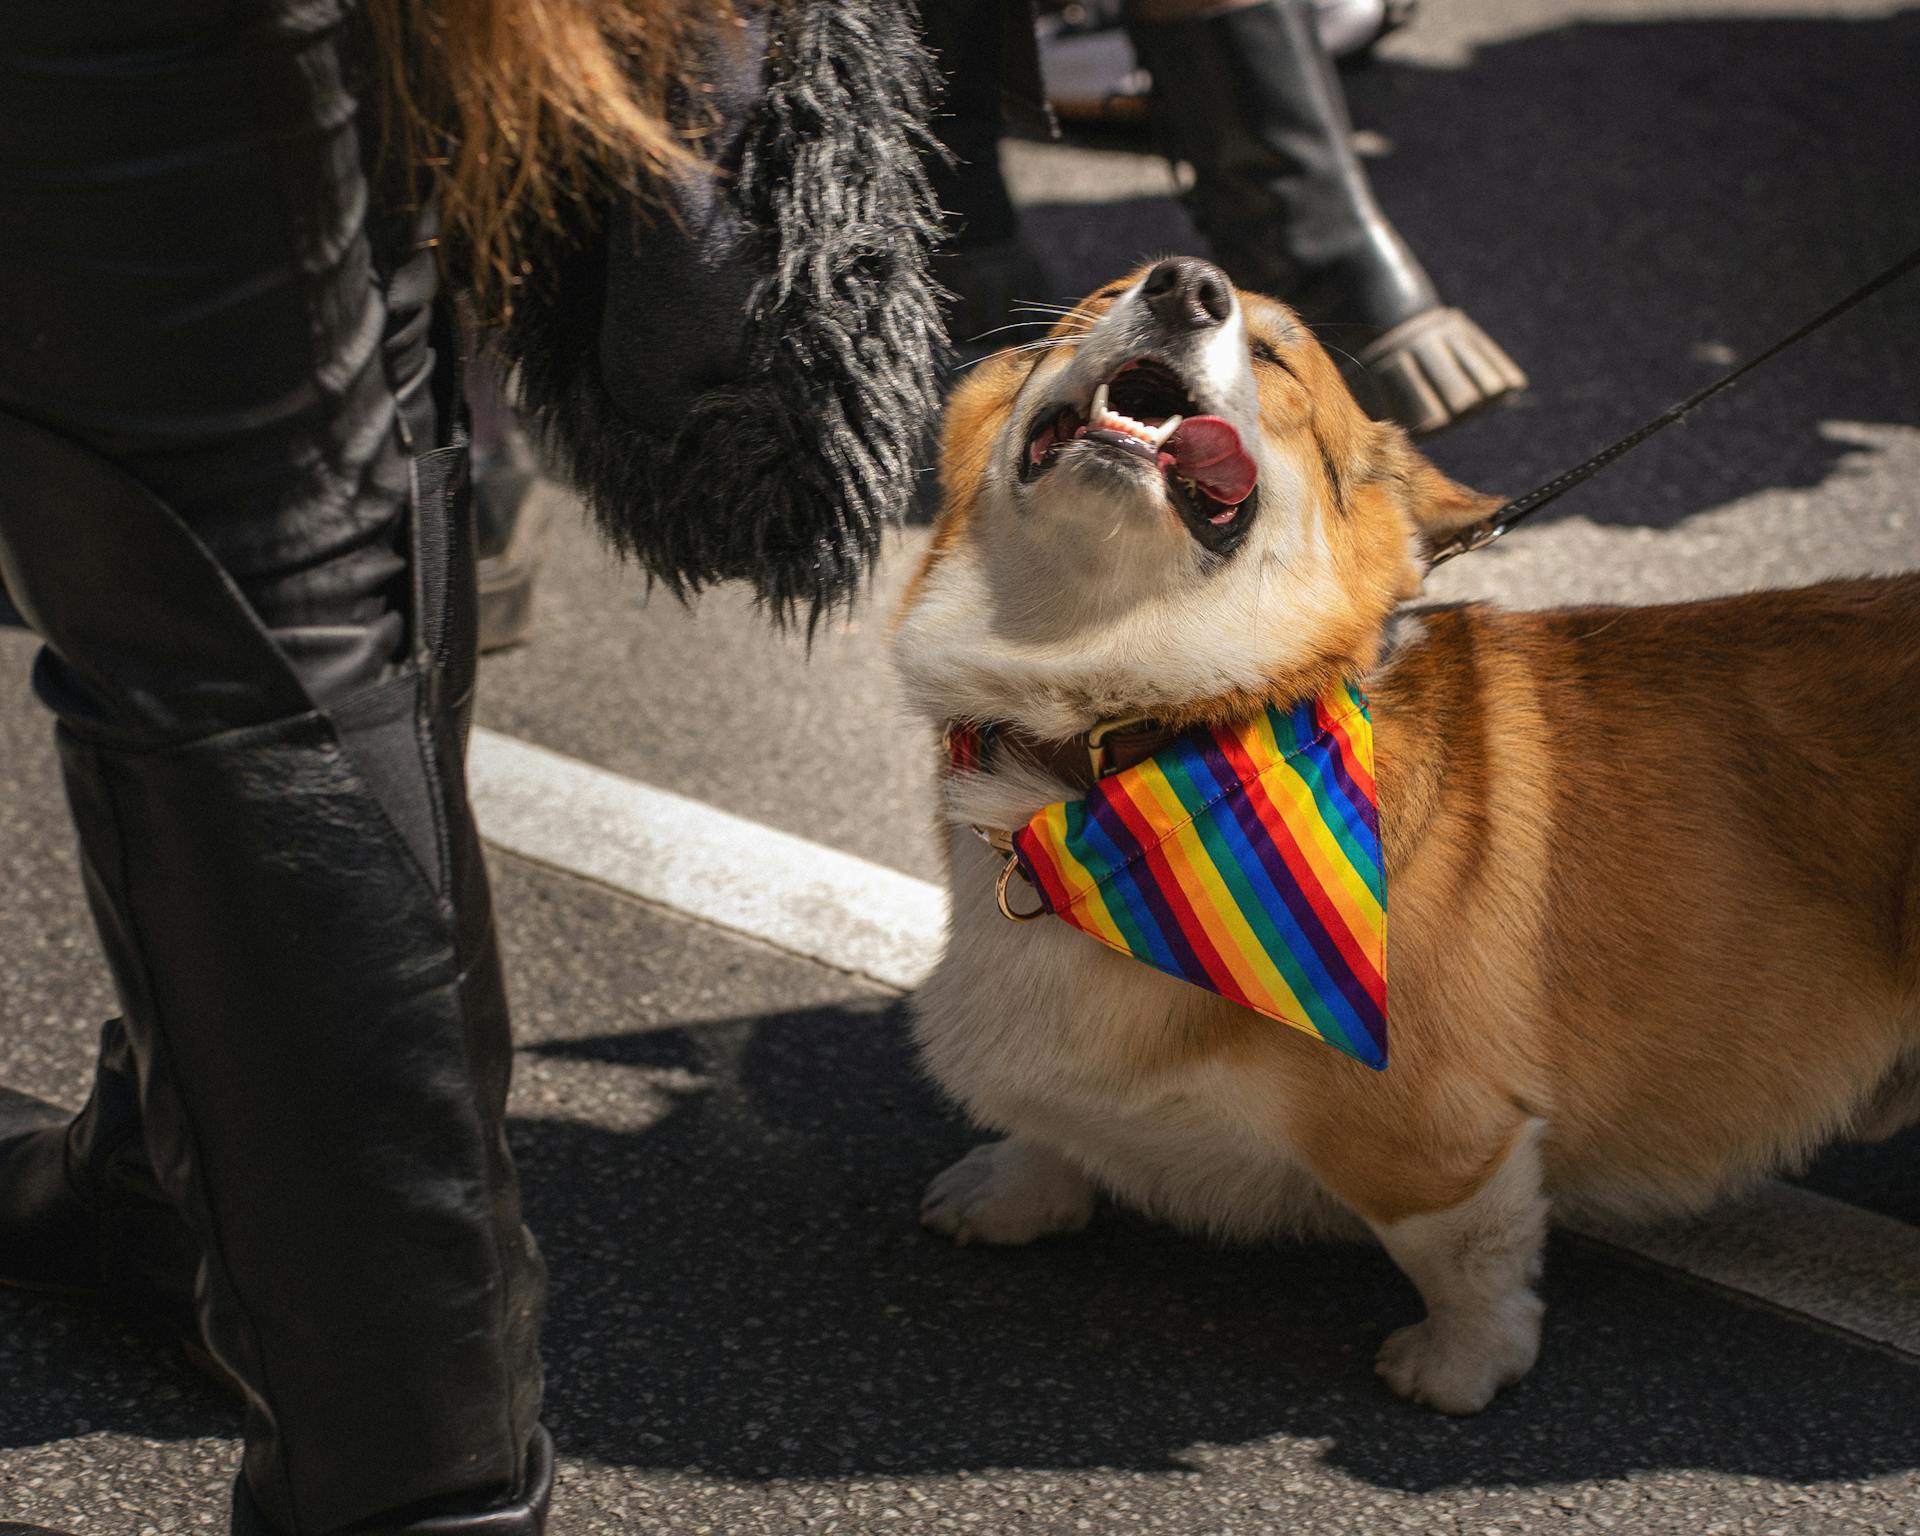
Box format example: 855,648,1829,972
1314,338,1367,374
1003,332,1091,352
953,336,1082,370
961,318,1077,344
1009,303,1096,332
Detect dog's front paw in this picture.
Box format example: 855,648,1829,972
920,1139,1096,1247
1374,1295,1543,1415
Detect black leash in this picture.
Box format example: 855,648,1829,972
1424,243,1920,568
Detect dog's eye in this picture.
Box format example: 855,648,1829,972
1094,286,1126,302
1251,338,1294,375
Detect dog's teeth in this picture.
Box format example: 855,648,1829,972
1150,414,1184,447
1086,392,1168,447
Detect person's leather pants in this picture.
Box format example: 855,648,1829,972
0,1,550,1529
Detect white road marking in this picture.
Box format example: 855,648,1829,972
467,727,1920,1363
1570,1187,1920,1357
467,728,946,992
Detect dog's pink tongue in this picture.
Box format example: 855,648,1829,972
1161,417,1257,505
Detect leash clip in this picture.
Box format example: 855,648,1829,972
972,823,1046,922
995,853,1046,922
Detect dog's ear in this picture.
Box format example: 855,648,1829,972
1369,424,1504,565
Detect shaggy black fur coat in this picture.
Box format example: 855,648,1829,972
496,0,947,628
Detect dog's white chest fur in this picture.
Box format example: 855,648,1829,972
914,778,1357,1245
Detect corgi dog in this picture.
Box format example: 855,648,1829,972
892,257,1920,1414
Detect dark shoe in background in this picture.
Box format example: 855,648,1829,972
911,0,1057,522
0,1020,200,1335
467,339,548,653
924,0,1057,358
473,427,546,655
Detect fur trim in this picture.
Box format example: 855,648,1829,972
498,0,947,628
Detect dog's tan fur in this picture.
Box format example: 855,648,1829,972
893,263,1920,1412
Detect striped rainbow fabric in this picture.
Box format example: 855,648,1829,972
1009,684,1387,1069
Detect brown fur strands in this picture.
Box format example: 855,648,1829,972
366,0,739,312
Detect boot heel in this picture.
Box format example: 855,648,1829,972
1349,306,1528,436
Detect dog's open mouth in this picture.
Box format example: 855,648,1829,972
1020,358,1259,549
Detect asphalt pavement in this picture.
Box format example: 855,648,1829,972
4,0,1920,1529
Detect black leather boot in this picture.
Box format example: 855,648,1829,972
0,1019,198,1329
0,409,550,1535
1127,0,1525,433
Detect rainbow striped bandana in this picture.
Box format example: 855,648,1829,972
954,684,1387,1070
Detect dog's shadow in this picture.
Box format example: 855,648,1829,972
2,994,1916,1497
506,999,1920,1493
1005,9,1920,535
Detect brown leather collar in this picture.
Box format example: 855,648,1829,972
949,715,1186,793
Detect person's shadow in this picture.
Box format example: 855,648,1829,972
1010,8,1920,534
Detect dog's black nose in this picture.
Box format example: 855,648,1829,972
1141,257,1232,331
